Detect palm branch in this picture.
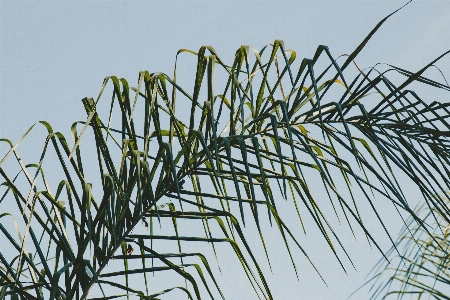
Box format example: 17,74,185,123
1,5,450,299
367,192,450,299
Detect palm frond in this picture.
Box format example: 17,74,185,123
367,192,450,300
1,6,450,299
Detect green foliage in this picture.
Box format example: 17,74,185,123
368,193,450,299
1,6,450,299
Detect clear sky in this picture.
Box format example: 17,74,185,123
1,1,450,299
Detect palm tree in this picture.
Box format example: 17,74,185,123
1,5,450,299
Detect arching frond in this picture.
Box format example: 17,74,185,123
1,6,450,299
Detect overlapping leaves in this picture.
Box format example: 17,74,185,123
1,7,450,299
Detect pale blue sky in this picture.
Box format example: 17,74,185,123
1,1,450,299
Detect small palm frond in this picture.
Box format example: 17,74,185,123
367,192,450,300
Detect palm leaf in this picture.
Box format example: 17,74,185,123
366,192,450,299
2,5,450,299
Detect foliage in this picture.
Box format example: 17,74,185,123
1,5,450,299
368,192,450,299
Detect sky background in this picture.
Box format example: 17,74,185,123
1,1,450,299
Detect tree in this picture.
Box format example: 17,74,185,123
1,5,450,299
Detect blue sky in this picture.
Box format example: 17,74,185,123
2,1,450,141
1,1,450,299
